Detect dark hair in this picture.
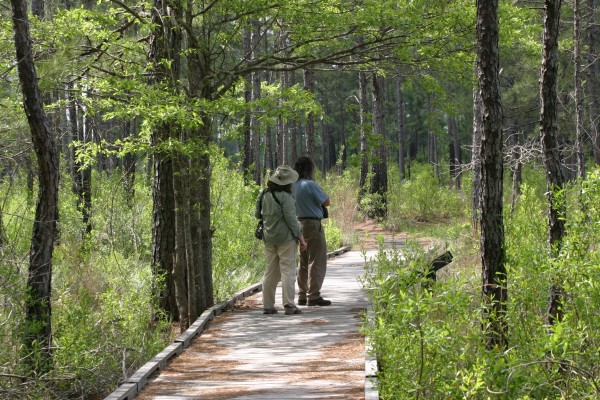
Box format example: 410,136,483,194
267,180,292,193
294,156,315,180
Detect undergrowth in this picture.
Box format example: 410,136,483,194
362,167,600,399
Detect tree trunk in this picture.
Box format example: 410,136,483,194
449,116,462,190
396,77,406,180
288,71,298,165
369,74,388,219
586,0,600,165
242,27,253,181
123,119,136,204
81,113,92,237
509,128,522,211
149,0,179,320
303,68,316,159
574,0,586,179
540,0,566,326
173,149,190,329
476,0,507,350
11,0,60,373
358,71,369,202
277,68,287,165
472,82,483,231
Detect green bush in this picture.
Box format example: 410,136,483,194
211,151,264,300
386,164,466,230
363,167,600,399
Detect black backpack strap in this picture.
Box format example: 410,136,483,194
257,188,269,219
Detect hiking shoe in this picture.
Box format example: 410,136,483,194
284,305,302,315
263,308,278,314
307,297,331,306
297,298,307,306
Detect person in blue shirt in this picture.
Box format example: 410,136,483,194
256,165,307,315
293,156,331,306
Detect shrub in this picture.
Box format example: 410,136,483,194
386,164,466,230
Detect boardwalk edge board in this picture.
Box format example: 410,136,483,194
174,311,214,348
104,246,353,400
365,303,380,400
103,382,137,400
327,245,351,259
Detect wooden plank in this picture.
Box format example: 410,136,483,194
175,311,213,348
364,377,379,400
127,360,160,389
150,342,183,369
103,383,137,400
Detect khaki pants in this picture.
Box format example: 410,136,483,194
297,219,327,301
263,240,298,309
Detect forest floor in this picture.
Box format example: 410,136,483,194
352,218,433,250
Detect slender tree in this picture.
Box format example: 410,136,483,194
369,73,388,219
11,0,60,373
358,70,369,202
304,68,316,159
586,0,600,165
476,0,507,349
574,0,586,179
540,0,566,325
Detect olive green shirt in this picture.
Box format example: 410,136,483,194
255,190,302,244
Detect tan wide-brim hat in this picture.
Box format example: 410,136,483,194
269,165,299,186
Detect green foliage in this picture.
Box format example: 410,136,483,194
365,168,600,399
211,150,265,301
361,240,485,399
323,219,343,251
386,164,467,230
321,168,360,247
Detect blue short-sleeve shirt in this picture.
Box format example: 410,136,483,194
293,178,328,219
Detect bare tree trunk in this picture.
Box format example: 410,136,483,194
264,125,274,175
338,97,347,171
11,0,60,373
242,27,253,180
586,0,600,165
396,77,406,180
472,82,483,231
123,119,136,203
540,0,566,326
476,0,507,350
358,71,369,202
574,0,586,179
251,22,262,183
81,113,92,237
303,68,316,159
370,74,388,219
509,128,522,211
277,70,287,165
288,71,298,164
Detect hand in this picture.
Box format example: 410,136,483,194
299,240,307,252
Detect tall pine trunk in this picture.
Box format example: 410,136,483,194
303,68,316,159
11,0,60,373
358,71,369,203
476,0,507,350
369,74,388,219
396,77,407,180
540,0,566,326
586,0,600,165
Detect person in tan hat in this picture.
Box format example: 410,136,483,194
255,165,307,315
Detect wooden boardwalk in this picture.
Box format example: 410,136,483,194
106,248,380,400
